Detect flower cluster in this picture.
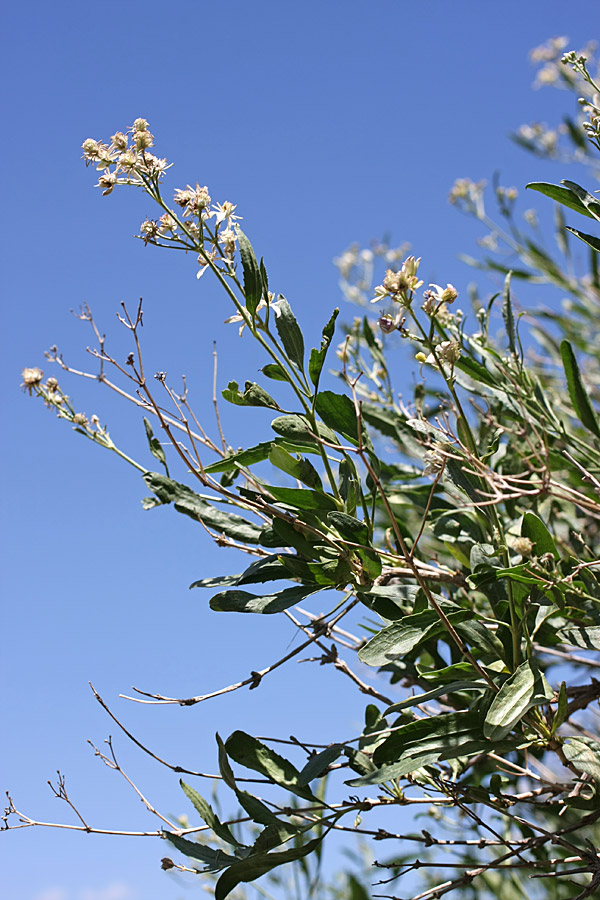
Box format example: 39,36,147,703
82,119,246,279
82,119,169,195
334,239,410,307
371,256,422,306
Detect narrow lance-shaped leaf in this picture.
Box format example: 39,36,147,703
562,180,600,221
560,340,600,438
501,271,517,356
525,182,596,219
143,473,263,543
298,744,343,785
222,380,281,410
565,226,600,254
164,831,238,870
215,835,325,900
273,295,305,369
224,731,316,800
143,417,168,473
236,228,262,315
484,660,553,741
204,442,275,474
309,308,339,388
210,584,321,614
180,780,243,847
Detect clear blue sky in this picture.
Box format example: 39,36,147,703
3,2,598,898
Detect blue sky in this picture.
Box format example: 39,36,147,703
3,2,598,898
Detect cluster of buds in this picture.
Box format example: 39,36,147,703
371,256,422,306
82,119,169,195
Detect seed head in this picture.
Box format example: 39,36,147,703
72,413,88,426
21,367,44,394
133,130,154,151
110,131,128,151
512,537,534,558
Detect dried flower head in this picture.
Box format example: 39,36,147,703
72,413,88,426
133,130,154,151
45,376,59,392
21,367,44,394
110,131,128,152
140,219,160,243
430,283,458,304
512,536,534,558
81,138,102,165
132,118,149,132
97,171,118,196
436,340,461,364
423,444,447,477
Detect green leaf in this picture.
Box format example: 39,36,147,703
346,752,442,787
236,228,262,316
455,620,506,663
483,661,553,740
521,511,559,559
190,573,242,590
565,226,600,253
265,484,339,511
180,781,242,847
260,363,289,382
358,607,470,667
562,737,600,782
309,308,339,388
271,414,336,448
560,340,600,438
454,356,498,389
384,681,487,714
224,731,316,800
373,711,488,766
315,391,359,443
214,836,324,900
327,511,369,545
268,444,323,490
556,625,600,650
164,831,238,869
562,180,600,221
552,682,568,734
222,380,280,410
273,295,305,369
298,744,343,785
143,473,262,543
143,417,168,473
526,182,596,219
501,271,517,356
210,584,321,614
204,442,275,474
